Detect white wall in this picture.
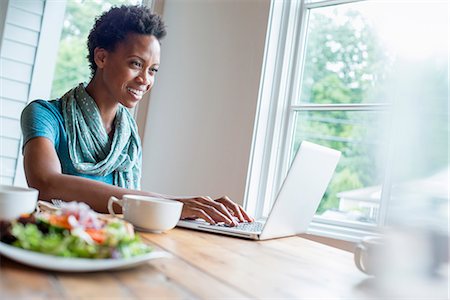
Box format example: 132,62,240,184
0,0,66,187
0,0,46,185
141,0,271,204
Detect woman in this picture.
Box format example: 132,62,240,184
21,5,252,226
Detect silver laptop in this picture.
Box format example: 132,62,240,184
177,141,341,240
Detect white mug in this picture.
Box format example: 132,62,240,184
0,185,39,220
354,236,384,275
108,195,183,233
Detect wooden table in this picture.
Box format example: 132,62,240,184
0,228,373,299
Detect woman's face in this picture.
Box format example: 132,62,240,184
96,33,161,108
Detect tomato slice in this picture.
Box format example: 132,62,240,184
49,215,71,229
85,228,106,244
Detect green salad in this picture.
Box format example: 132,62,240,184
0,202,151,259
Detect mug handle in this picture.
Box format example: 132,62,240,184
354,244,367,273
108,196,123,218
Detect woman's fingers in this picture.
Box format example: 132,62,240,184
215,196,254,222
192,197,238,226
215,196,244,222
195,201,235,226
181,206,216,225
238,205,254,222
177,196,254,225
179,199,236,226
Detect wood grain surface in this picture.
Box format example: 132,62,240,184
0,228,372,299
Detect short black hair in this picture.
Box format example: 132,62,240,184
87,5,167,77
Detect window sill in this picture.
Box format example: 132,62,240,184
298,233,356,252
304,219,382,251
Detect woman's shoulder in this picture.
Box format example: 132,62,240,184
22,99,63,119
25,98,61,111
20,98,66,147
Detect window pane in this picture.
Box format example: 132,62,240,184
292,110,390,224
299,1,448,105
291,1,448,227
50,0,142,98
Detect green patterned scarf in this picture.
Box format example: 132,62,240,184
61,83,141,189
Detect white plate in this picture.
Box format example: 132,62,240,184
0,242,171,272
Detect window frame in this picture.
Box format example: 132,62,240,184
244,0,393,242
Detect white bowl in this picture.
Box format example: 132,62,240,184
0,185,39,220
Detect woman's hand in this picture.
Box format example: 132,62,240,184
176,196,254,226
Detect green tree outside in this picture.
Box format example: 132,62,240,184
50,0,140,98
294,8,389,218
294,7,447,220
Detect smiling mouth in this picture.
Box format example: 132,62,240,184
127,87,145,98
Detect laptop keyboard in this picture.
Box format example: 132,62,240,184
215,221,265,232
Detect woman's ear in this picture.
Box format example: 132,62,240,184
93,47,108,69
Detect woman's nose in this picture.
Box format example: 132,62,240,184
137,71,152,85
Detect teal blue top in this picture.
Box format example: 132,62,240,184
21,99,114,185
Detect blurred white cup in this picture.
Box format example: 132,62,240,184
354,235,384,275
108,195,183,233
0,185,39,220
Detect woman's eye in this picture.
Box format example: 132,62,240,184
149,68,159,74
131,61,142,68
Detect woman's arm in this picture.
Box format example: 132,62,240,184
23,137,252,225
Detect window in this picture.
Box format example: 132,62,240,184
50,0,142,98
246,0,448,241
